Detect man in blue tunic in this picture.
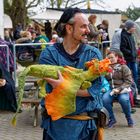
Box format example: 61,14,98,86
39,7,103,140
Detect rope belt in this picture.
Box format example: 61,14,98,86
63,112,94,120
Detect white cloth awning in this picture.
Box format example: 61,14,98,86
4,14,13,28
30,9,63,20
135,17,140,23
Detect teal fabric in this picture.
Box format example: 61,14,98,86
100,78,111,94
39,43,103,140
34,35,49,49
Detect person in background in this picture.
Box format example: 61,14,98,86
103,49,134,128
120,20,137,86
111,23,125,50
97,20,110,58
30,30,37,42
87,15,100,49
33,23,42,36
13,23,23,40
32,28,49,50
26,24,34,33
0,63,17,112
44,20,52,41
16,31,36,61
4,29,13,43
88,14,99,43
120,20,140,107
0,37,14,74
137,42,140,62
4,29,14,52
136,42,140,104
50,34,58,43
97,20,110,43
39,7,104,140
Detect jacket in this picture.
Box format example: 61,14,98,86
105,64,132,92
16,37,34,54
120,29,137,62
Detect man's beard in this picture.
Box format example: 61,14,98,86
72,28,88,44
81,38,88,43
72,34,88,44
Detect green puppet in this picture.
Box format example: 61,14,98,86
11,58,111,125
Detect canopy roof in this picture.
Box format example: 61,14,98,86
135,17,140,23
30,9,63,20
4,14,13,28
30,8,120,21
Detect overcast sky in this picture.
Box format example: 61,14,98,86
93,0,140,11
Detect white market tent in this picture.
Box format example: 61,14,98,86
30,9,63,20
135,17,140,26
135,17,140,23
4,14,13,28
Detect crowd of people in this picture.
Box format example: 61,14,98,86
1,7,140,140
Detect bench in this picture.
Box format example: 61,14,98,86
21,98,40,127
17,78,41,127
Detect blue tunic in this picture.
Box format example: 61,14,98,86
39,43,103,140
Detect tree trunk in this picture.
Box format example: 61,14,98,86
5,0,28,30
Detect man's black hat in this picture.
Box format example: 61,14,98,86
54,7,83,37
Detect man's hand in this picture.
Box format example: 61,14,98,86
113,88,120,93
0,79,6,87
110,88,120,96
44,70,64,89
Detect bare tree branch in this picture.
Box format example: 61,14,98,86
26,0,42,9
69,0,86,7
65,0,71,8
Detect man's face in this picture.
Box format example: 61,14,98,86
69,13,90,43
128,26,136,34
